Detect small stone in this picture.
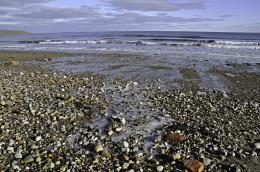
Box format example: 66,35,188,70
163,132,187,143
60,165,67,172
56,141,61,147
95,143,104,153
123,162,130,169
108,130,113,136
66,96,75,102
123,155,129,161
0,100,6,106
121,118,126,125
157,165,164,172
36,156,42,163
7,146,14,152
127,169,134,172
173,153,181,160
24,155,34,163
255,143,260,150
220,155,226,161
115,127,122,132
101,150,111,159
123,141,129,148
184,159,204,172
203,157,212,166
36,136,42,142
14,152,22,159
31,144,38,149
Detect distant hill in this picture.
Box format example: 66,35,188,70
0,30,31,35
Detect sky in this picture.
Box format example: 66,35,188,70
0,0,259,33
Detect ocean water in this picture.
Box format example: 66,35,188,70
0,31,260,52
1,31,260,90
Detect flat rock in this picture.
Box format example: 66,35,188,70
163,132,187,143
184,159,204,172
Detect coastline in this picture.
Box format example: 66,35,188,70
0,50,259,171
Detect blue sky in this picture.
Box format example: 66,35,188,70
0,0,259,33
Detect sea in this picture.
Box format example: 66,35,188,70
0,31,260,53
1,31,260,86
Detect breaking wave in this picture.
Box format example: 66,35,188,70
18,39,260,49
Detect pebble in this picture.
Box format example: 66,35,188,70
157,165,164,172
95,143,104,153
0,100,6,106
163,132,187,143
121,118,126,125
7,146,14,152
184,159,204,172
173,153,181,160
60,165,67,172
203,157,212,166
36,136,42,142
127,170,134,172
123,162,130,169
255,143,260,150
123,141,129,148
24,155,34,163
108,130,114,136
115,127,122,132
14,152,23,159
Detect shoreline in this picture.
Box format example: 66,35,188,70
0,50,259,171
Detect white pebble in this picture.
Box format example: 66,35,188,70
255,143,260,149
133,82,138,86
15,152,23,159
157,165,164,172
123,141,129,148
36,136,42,142
121,118,126,125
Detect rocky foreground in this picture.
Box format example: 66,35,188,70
0,63,259,172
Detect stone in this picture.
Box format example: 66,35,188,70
95,143,104,153
0,100,5,106
121,118,126,125
203,157,212,166
157,165,164,172
115,127,122,132
173,153,181,160
7,146,14,152
66,96,75,102
108,130,114,136
31,144,38,149
163,132,187,143
36,136,42,142
127,170,134,172
101,150,111,159
123,162,130,169
60,165,67,172
8,61,19,66
184,159,204,172
123,141,129,148
255,143,260,150
14,152,23,159
24,155,34,163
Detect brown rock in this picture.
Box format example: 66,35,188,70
184,159,205,172
163,132,187,143
8,60,19,66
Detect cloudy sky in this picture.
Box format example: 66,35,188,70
0,0,259,33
